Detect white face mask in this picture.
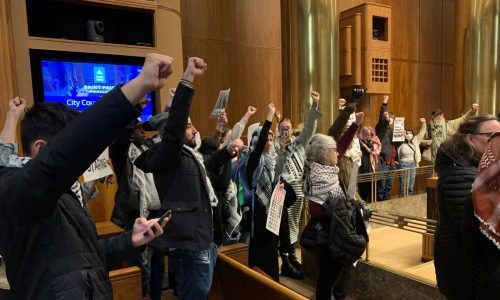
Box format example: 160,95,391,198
405,134,413,140
389,118,394,125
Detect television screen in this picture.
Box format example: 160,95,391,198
30,50,154,121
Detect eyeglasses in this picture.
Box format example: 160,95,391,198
474,132,496,137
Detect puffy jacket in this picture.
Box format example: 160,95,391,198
434,148,484,299
301,196,368,266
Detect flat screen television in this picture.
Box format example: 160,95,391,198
30,49,155,121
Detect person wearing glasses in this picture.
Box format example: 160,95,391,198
434,115,500,299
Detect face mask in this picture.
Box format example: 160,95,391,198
389,118,394,125
405,134,413,140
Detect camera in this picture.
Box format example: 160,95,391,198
352,88,366,101
85,20,105,42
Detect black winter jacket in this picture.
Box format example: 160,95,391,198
301,195,368,266
0,87,140,299
434,148,484,299
134,83,234,250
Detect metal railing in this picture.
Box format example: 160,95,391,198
356,164,435,201
364,208,437,261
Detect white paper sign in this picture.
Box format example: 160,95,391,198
265,183,287,236
392,117,406,142
210,88,231,118
247,122,260,146
83,148,113,182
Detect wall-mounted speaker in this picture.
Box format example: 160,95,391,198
85,20,105,42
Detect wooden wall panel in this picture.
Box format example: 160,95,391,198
181,0,282,139
392,60,419,125
442,0,456,65
419,64,442,116
391,0,420,61
0,0,18,128
420,0,443,63
441,65,455,114
339,0,458,132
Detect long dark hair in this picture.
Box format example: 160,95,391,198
440,114,497,163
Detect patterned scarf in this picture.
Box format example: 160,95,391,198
472,132,500,249
183,145,219,207
249,127,277,210
303,161,345,205
129,143,161,217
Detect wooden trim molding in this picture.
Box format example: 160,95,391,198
0,0,18,125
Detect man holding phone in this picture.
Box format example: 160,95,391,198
0,53,172,299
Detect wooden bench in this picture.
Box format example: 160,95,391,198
109,267,142,300
209,244,308,300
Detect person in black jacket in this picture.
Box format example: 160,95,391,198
0,53,173,299
434,114,500,300
133,57,244,300
375,95,398,200
302,133,367,300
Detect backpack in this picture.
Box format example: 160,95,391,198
231,152,264,207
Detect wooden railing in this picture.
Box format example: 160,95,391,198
209,244,308,300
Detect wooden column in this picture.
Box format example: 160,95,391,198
0,0,18,127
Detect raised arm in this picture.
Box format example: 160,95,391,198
337,112,363,159
414,118,427,144
246,103,275,178
328,101,356,141
0,53,174,224
296,91,322,147
375,95,389,136
135,57,207,173
447,103,479,135
0,97,25,166
230,106,256,143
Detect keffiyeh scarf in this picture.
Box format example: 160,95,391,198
183,145,219,207
472,132,500,249
303,161,345,205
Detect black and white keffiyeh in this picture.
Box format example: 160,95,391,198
183,145,219,207
303,161,345,205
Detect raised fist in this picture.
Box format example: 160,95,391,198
139,53,174,91
383,95,389,104
227,139,245,156
266,103,276,116
355,112,364,126
420,118,426,124
247,106,257,115
472,103,479,111
311,91,320,105
185,57,207,78
8,97,26,120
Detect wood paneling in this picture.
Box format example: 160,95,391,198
340,0,457,132
420,0,443,63
392,60,419,125
442,0,456,65
0,0,18,127
181,0,282,138
391,0,420,61
419,64,442,116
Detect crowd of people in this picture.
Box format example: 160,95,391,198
0,51,499,300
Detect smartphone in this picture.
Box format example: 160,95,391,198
143,210,172,236
282,128,289,137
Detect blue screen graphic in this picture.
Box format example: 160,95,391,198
41,60,153,121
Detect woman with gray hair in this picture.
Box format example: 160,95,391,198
301,133,368,300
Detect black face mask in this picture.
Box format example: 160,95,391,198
364,140,373,147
